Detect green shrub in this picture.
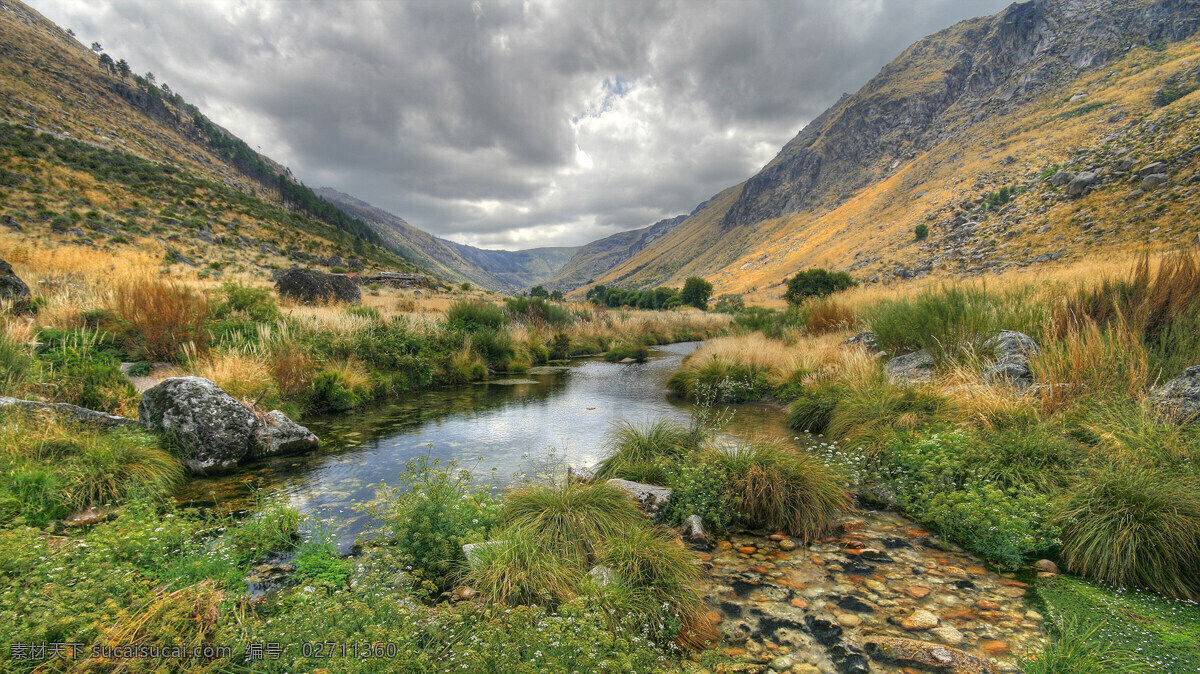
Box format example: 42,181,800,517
914,223,929,241
446,300,507,331
372,456,499,594
303,370,361,414
712,293,745,314
680,277,713,310
717,442,849,540
505,296,574,327
784,269,856,306
211,281,280,322
663,453,733,534
225,502,303,565
1057,464,1200,599
293,538,353,588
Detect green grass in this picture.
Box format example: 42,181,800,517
826,374,947,452
1036,576,1200,672
785,382,846,434
498,481,646,562
666,356,768,403
717,441,849,540
868,285,1045,361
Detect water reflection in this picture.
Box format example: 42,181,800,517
176,342,798,548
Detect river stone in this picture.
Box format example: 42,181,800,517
249,410,319,459
683,514,710,541
843,331,882,354
885,350,935,384
0,258,31,307
930,626,965,646
274,267,361,305
139,377,261,475
864,637,990,674
901,609,939,630
1066,171,1097,196
1149,365,1200,424
0,396,136,428
606,478,671,516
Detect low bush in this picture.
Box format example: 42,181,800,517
1056,463,1200,600
784,269,856,306
446,299,507,331
717,441,848,541
505,296,574,328
211,281,280,323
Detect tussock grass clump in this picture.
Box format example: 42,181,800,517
825,371,946,452
785,382,845,434
110,277,211,360
1057,464,1200,600
466,535,582,606
446,299,507,331
717,441,849,541
1031,314,1149,413
795,297,858,335
593,419,699,484
499,481,646,562
0,411,183,525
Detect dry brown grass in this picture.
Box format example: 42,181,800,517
191,351,273,401
1031,313,1149,414
270,343,315,399
109,277,211,361
801,297,858,335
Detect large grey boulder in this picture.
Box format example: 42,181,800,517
0,397,135,428
249,410,319,459
1066,171,1097,196
885,350,935,384
274,267,361,305
1140,173,1169,190
0,259,31,307
139,377,262,475
1049,170,1075,187
607,478,671,517
981,330,1040,387
1149,366,1200,424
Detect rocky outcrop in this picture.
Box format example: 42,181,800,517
981,330,1040,387
1149,366,1200,424
843,331,884,356
274,267,361,305
0,396,136,428
139,377,318,474
0,258,31,307
885,350,935,384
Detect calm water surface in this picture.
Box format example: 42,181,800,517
177,342,799,549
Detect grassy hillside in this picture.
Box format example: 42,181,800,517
0,0,421,278
583,0,1200,305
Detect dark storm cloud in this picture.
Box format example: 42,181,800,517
33,0,1012,248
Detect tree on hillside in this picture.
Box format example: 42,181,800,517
680,277,713,310
145,72,156,84
97,53,114,74
90,41,103,53
115,59,130,79
529,285,549,299
784,269,856,306
550,289,564,301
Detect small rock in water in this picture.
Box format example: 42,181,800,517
738,546,757,554
836,613,862,627
778,538,797,551
901,609,939,630
930,626,964,646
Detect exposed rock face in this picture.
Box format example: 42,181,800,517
885,350,935,384
250,410,320,459
274,267,361,305
1149,365,1200,424
0,258,31,306
981,330,1040,387
719,0,1200,232
139,377,261,474
606,478,671,517
0,396,135,428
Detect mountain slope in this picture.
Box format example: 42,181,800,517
315,187,577,292
583,0,1200,301
542,213,688,292
0,0,419,276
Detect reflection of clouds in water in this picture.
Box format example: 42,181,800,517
179,342,799,550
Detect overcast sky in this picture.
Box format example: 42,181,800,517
33,0,1012,250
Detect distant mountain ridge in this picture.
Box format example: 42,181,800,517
315,187,577,292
